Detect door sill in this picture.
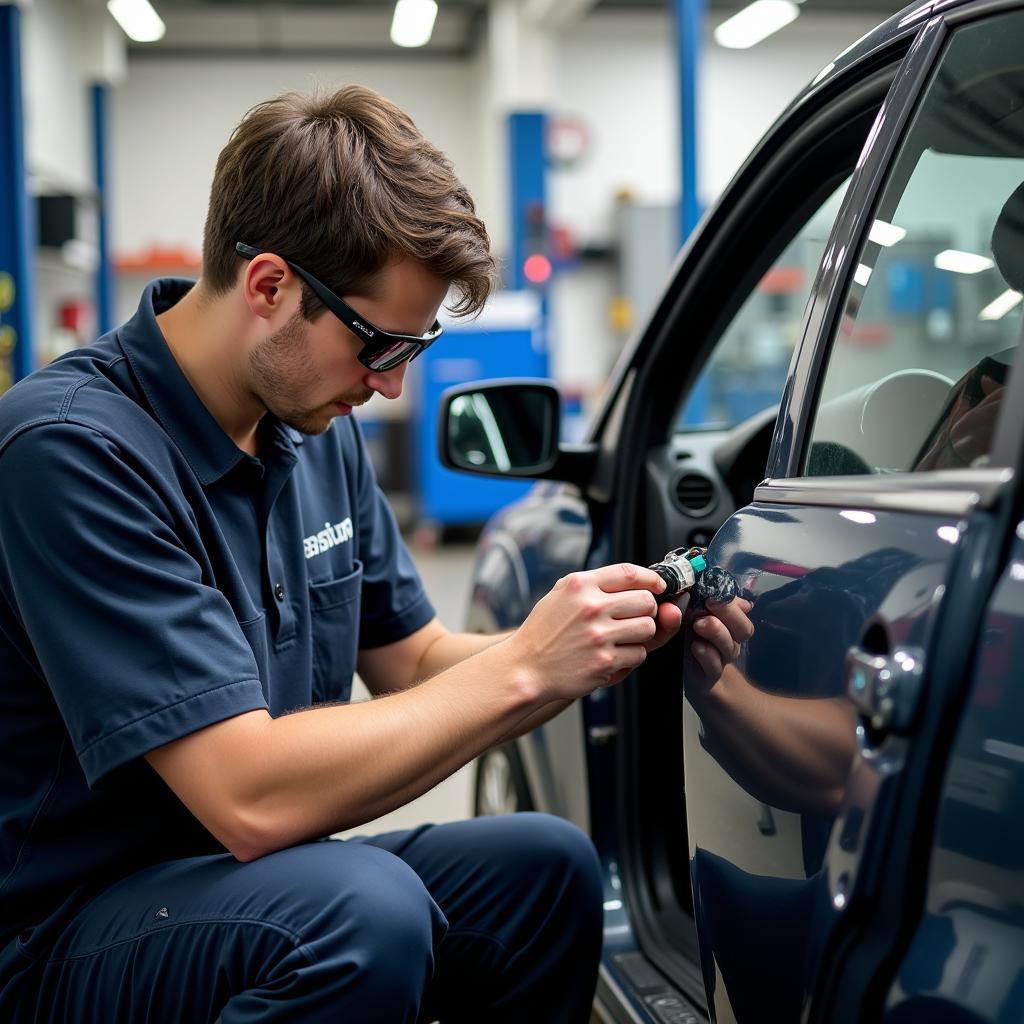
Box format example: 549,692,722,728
593,953,705,1024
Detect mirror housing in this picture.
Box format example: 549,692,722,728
438,379,598,486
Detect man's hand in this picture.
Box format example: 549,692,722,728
685,597,754,699
506,563,683,702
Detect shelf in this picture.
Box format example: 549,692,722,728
115,246,202,273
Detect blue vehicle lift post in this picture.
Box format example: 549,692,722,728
92,83,114,336
674,0,705,244
0,2,36,389
674,0,711,425
508,111,547,290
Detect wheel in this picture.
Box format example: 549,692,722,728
474,743,534,816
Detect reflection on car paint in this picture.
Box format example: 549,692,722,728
685,504,960,1023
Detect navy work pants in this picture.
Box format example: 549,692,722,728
15,813,603,1022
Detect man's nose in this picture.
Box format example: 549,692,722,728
367,361,408,400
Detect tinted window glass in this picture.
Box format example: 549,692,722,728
805,16,1024,477
677,181,849,431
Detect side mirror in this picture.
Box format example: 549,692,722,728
439,379,561,477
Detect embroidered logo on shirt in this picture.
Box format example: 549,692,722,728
304,518,354,560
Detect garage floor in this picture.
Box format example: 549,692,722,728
335,538,479,839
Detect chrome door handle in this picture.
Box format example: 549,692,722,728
845,646,925,734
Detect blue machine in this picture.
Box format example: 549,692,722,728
412,292,547,528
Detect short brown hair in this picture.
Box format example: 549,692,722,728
202,85,495,317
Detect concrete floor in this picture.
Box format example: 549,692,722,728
335,538,480,839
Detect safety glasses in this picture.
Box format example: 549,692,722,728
236,242,444,371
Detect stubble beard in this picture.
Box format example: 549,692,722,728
248,314,373,435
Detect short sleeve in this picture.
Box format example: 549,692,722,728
0,424,268,787
350,423,436,648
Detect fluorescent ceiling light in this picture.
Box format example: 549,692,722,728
979,289,1023,320
107,0,165,42
868,220,906,247
391,0,438,48
714,1,799,49
934,249,994,274
853,263,872,287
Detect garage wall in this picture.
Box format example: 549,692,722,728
549,9,880,248
110,56,483,322
22,0,92,194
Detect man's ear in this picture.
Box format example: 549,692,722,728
242,254,297,321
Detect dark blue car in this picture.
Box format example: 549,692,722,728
439,2,1024,1021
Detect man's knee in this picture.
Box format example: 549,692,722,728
252,841,448,1013
516,813,602,910
274,841,447,959
468,812,602,931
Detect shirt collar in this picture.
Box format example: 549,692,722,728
117,278,304,486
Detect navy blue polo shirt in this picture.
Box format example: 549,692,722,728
0,278,435,954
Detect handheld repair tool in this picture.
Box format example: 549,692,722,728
649,546,740,607
649,546,708,603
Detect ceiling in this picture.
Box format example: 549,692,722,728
133,0,910,59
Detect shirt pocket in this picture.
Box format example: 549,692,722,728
309,560,363,703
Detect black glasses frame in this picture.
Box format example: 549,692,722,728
235,242,443,371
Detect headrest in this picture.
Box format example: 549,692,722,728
992,180,1024,292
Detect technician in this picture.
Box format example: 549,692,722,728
0,86,682,1022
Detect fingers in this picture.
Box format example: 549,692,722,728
607,589,659,620
603,614,659,646
705,597,755,643
649,600,684,649
586,562,666,596
690,639,723,680
691,613,740,665
607,645,650,687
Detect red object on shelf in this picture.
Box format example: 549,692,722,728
59,300,90,334
115,245,202,273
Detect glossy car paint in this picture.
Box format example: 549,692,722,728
884,524,1024,1022
686,504,972,1023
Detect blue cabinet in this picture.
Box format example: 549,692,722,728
412,292,547,528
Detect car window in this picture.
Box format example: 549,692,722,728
804,14,1024,477
677,179,849,431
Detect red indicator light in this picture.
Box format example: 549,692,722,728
523,254,552,285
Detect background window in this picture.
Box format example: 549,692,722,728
804,14,1024,477
677,181,850,432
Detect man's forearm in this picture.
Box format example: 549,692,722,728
417,632,575,743
415,629,513,680
498,698,574,743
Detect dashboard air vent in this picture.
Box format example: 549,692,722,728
673,472,717,516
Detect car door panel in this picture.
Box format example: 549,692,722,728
686,499,971,1024
884,524,1024,1022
